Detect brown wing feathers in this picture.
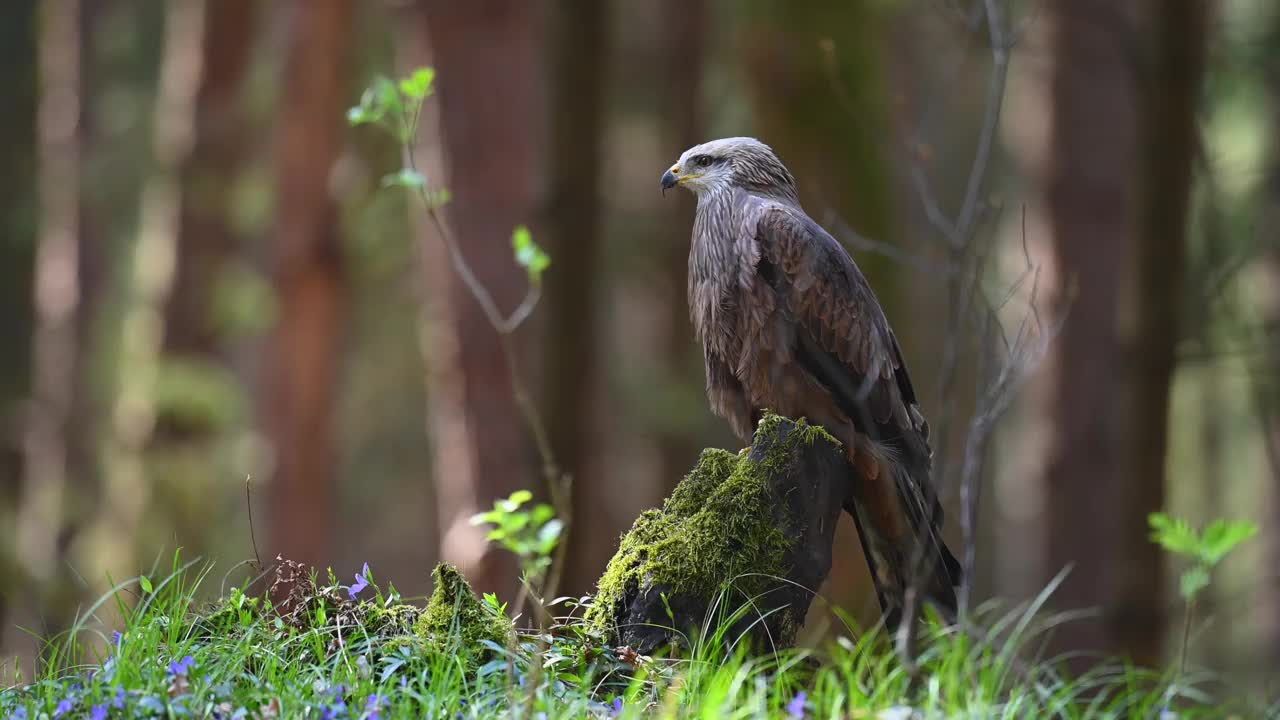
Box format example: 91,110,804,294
750,205,961,622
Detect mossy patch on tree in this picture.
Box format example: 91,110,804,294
586,413,842,643
415,563,512,670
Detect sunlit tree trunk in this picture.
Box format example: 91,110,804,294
85,0,206,591
1114,0,1206,666
263,0,353,566
402,0,543,600
546,0,610,598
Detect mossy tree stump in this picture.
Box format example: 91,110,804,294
586,414,849,654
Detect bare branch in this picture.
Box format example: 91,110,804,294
399,138,572,616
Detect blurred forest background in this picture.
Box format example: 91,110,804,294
2,0,1278,693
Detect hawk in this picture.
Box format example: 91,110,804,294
661,137,961,626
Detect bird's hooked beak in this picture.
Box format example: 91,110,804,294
661,165,679,196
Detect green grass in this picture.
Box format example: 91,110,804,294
0,554,1271,719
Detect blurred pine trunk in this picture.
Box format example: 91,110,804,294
1035,0,1137,659
741,0,899,622
545,0,610,598
1261,5,1280,671
401,0,543,600
143,0,258,569
0,0,39,662
8,0,87,680
163,0,256,370
1116,0,1206,666
262,0,353,566
654,0,708,496
90,0,207,590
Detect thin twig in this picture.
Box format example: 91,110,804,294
399,140,571,619
245,475,262,571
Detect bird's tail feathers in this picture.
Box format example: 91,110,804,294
844,460,962,629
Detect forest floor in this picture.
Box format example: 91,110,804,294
0,554,1270,719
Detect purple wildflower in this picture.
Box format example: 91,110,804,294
786,691,807,719
90,705,108,720
348,563,371,599
365,693,386,719
13,707,28,720
53,698,74,718
112,687,127,709
169,655,196,676
610,696,625,716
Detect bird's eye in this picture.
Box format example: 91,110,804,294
692,154,712,167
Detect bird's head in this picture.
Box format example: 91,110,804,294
661,137,797,201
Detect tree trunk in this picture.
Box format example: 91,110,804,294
163,0,256,368
89,0,206,590
17,0,83,588
1114,0,1206,666
1257,7,1280,672
591,417,848,654
1036,0,1138,659
7,0,86,680
546,0,609,599
404,0,543,600
0,0,39,641
741,0,899,621
263,0,353,566
654,0,709,494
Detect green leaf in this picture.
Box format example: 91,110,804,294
501,489,532,510
348,76,400,129
1199,520,1258,566
425,188,452,209
538,519,564,551
511,225,550,285
399,67,435,101
1179,566,1210,600
470,510,500,526
382,169,426,190
346,105,372,126
139,576,153,594
531,504,555,526
372,75,402,117
1148,512,1200,557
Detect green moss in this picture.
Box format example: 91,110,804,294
361,601,420,635
586,413,838,635
414,563,511,670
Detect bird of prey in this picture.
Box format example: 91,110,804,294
661,137,961,626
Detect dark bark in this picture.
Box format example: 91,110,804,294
601,418,848,655
741,0,899,618
0,0,39,654
18,0,84,586
409,0,543,599
546,0,609,598
1257,6,1280,672
163,0,256,372
1035,0,1139,659
654,0,708,494
263,0,353,566
1114,0,1206,666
